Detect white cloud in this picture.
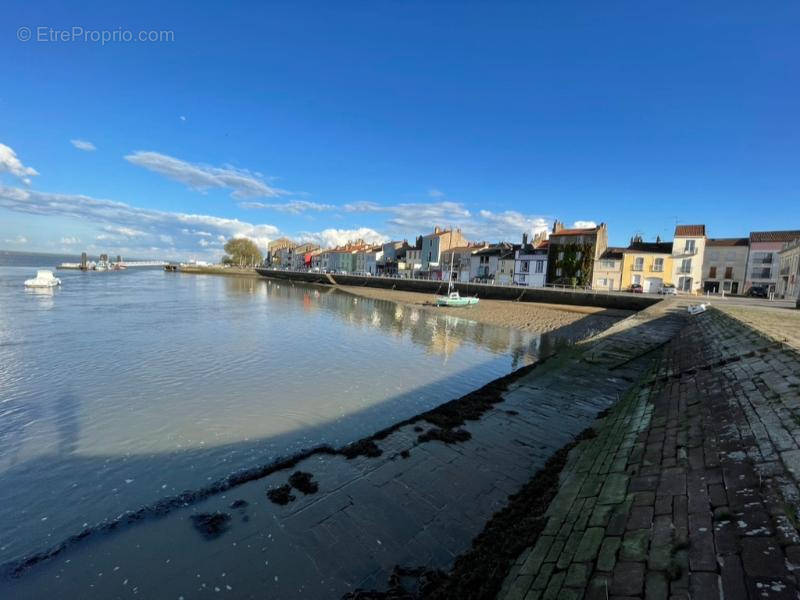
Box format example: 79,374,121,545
0,185,280,259
0,143,39,184
475,210,550,241
4,234,28,244
179,116,187,122
103,225,146,237
159,234,174,245
297,227,388,248
60,236,81,245
70,139,96,152
342,201,385,213
125,151,288,199
572,220,597,229
239,200,334,213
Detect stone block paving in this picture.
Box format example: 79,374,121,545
498,306,800,600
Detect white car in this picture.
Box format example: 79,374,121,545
659,285,677,295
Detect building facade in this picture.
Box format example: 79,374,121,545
701,238,749,295
671,225,707,294
593,248,625,291
514,234,548,288
440,244,485,282
746,230,800,294
420,226,468,276
621,238,673,293
546,221,608,286
778,238,800,301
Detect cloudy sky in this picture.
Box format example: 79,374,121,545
2,2,798,259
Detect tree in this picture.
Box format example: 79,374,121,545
222,237,263,267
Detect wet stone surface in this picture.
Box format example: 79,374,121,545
499,304,800,599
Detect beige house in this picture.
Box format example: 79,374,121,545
593,248,624,291
672,225,707,294
420,226,469,278
778,238,800,301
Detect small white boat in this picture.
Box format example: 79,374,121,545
434,253,479,307
24,270,61,288
435,290,479,307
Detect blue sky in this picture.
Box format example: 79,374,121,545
1,1,798,259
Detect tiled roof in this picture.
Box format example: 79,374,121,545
551,228,597,236
706,237,749,247
674,224,706,237
749,230,800,243
624,242,673,254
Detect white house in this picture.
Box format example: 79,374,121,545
514,234,548,287
470,243,515,284
399,247,422,278
440,244,486,282
746,230,800,294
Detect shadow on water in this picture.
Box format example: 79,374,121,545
0,273,628,578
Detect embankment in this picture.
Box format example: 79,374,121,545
255,268,660,311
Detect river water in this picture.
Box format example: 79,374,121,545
0,252,578,565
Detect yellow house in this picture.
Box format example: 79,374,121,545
621,238,674,293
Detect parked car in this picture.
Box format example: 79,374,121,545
747,285,769,298
659,284,677,295
629,283,643,293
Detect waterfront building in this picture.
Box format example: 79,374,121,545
470,243,516,284
671,225,707,294
746,230,800,294
621,237,673,293
513,233,548,288
701,238,749,295
290,243,319,271
592,247,625,291
399,246,422,278
778,238,800,301
377,240,408,275
360,245,384,275
267,237,296,268
420,226,468,277
546,221,608,286
440,243,487,282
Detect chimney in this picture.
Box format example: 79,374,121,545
552,220,564,234
656,235,661,243
434,226,441,234
522,232,529,246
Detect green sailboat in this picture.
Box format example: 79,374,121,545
435,252,479,307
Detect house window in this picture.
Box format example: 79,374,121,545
723,281,732,292
521,261,530,273
535,260,544,273
575,251,582,260
684,240,696,253
632,274,641,285
518,275,526,283
633,257,644,271
653,258,663,272
556,268,562,277
724,266,733,280
709,266,717,279
598,278,607,287
558,251,564,261
680,259,692,273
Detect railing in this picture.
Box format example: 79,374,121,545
631,265,643,271
652,266,663,272
678,268,692,274
672,248,698,257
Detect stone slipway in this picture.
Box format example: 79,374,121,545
498,303,800,600
0,301,684,598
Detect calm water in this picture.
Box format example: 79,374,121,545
0,252,570,564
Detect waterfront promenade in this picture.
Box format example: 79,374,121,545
499,303,800,599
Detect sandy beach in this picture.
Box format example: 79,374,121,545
336,284,632,335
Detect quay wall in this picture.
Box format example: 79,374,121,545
254,268,660,311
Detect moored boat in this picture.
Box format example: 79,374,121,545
24,270,61,288
434,252,479,307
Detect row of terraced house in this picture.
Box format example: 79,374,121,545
264,223,800,299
